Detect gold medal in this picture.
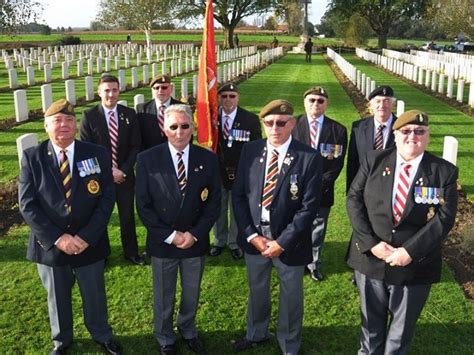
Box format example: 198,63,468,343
87,179,100,195
201,188,209,201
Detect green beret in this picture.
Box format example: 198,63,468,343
218,83,239,94
368,85,394,100
150,74,171,87
303,86,328,99
392,110,429,130
45,99,75,117
259,99,294,119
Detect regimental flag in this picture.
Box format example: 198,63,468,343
195,0,218,152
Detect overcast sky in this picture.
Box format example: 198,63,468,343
38,0,330,29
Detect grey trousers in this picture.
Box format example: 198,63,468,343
213,186,238,249
37,260,113,349
355,270,431,355
307,206,331,272
151,256,205,346
245,253,305,355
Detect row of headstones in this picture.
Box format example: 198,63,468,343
382,48,474,83
356,48,474,108
3,43,256,73
327,48,459,166
12,50,272,122
5,45,258,89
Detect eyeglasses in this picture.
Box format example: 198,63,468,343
153,85,170,91
263,119,291,128
398,128,428,136
169,123,191,131
307,98,326,104
220,94,237,99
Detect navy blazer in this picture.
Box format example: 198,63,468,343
346,115,397,193
80,104,141,178
293,114,347,207
136,98,182,150
136,143,221,258
19,140,115,267
216,106,262,190
232,139,322,266
346,148,458,285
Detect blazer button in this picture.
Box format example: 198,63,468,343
162,208,166,212
392,229,396,233
64,204,68,208
258,203,261,207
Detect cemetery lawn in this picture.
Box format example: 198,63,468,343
0,54,472,354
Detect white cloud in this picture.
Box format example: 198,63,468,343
38,0,100,28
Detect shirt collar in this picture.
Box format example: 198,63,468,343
168,142,190,157
306,114,324,125
374,114,393,129
51,140,75,157
156,98,171,108
221,107,238,121
396,151,424,169
266,136,292,156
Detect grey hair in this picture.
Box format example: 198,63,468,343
164,104,193,126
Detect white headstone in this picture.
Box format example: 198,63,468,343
88,58,94,75
85,76,95,101
456,80,464,103
65,80,76,105
181,78,188,100
438,74,445,94
447,76,454,98
118,70,126,91
193,75,198,97
396,100,405,116
161,61,167,75
41,84,53,112
14,89,29,122
442,136,458,166
131,67,138,88
77,59,83,77
134,94,145,110
96,57,103,73
105,57,111,72
26,66,35,85
62,62,69,79
152,63,158,78
469,82,474,108
142,64,149,85
17,133,38,167
8,69,18,89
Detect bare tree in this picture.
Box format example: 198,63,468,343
0,0,41,35
97,0,175,47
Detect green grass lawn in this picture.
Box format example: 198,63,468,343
0,54,472,354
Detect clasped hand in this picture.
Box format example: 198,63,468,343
251,236,284,258
172,231,197,249
370,241,412,267
56,234,89,255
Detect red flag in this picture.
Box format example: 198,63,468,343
195,0,218,151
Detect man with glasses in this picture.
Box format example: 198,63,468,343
347,85,397,192
136,104,221,355
346,110,458,354
232,100,322,355
211,83,262,260
293,87,347,281
136,74,182,150
80,75,144,266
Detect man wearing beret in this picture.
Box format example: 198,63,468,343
346,110,458,354
210,83,262,260
136,74,182,150
232,99,322,354
347,85,397,192
136,104,221,355
293,86,347,281
80,75,144,265
19,99,122,354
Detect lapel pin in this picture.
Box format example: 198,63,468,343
382,167,391,176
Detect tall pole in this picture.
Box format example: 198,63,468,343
303,0,309,37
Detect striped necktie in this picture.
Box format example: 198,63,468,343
59,149,72,213
158,104,165,136
374,124,385,150
223,115,231,140
262,149,279,210
108,111,118,168
177,151,186,192
310,119,318,149
393,163,411,225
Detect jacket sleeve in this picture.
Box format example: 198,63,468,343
346,123,359,193
346,154,381,252
18,150,64,250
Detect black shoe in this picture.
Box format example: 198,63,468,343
209,246,223,256
185,337,204,353
125,255,145,265
50,344,70,355
98,339,122,355
160,344,177,355
310,269,324,281
231,248,244,260
232,337,269,352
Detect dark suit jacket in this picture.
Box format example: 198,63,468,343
136,98,182,150
80,104,141,179
136,143,221,258
346,115,397,193
293,114,347,207
217,106,262,190
346,148,458,285
232,139,322,266
19,140,115,267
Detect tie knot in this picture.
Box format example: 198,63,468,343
177,151,183,158
109,110,115,117
404,163,411,171
272,149,279,157
378,124,385,131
